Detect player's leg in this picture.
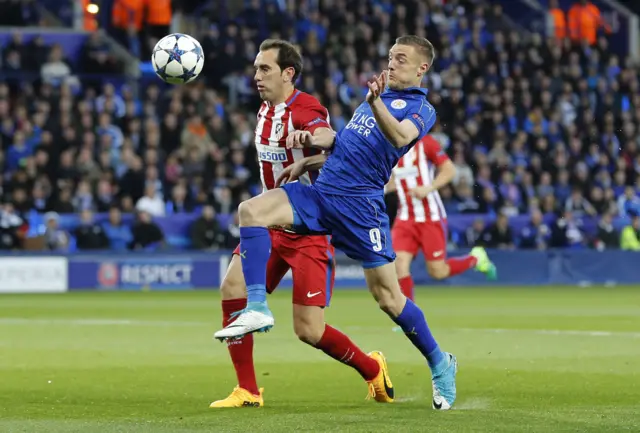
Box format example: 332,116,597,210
328,194,456,410
363,263,457,410
215,184,326,340
238,189,295,307
285,235,393,402
468,246,498,279
391,219,420,301
211,245,290,408
210,252,263,408
292,304,393,403
421,221,496,280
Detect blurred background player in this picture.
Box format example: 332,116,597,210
216,35,457,410
211,39,392,408
387,134,497,302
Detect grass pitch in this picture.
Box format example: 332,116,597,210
1,287,640,432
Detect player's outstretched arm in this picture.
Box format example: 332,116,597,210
310,127,336,149
410,159,456,199
366,71,420,148
370,99,420,148
286,128,336,150
275,153,328,187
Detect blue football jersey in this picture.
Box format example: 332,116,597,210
315,87,436,196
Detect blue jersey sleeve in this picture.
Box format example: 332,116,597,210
405,101,436,141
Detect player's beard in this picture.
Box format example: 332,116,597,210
387,79,403,90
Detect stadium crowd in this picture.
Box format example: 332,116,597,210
1,0,639,252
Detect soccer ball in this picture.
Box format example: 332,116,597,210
152,33,204,84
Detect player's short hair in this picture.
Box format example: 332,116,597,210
259,39,303,82
395,35,436,66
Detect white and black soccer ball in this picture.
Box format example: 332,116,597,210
152,33,204,84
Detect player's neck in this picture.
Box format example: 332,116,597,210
392,81,422,90
266,86,296,106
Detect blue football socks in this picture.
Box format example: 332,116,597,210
392,298,445,370
239,227,271,305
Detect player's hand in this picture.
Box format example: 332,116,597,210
286,130,313,149
275,160,306,187
409,185,434,199
366,70,388,104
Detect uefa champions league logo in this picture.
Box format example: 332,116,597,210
97,262,118,288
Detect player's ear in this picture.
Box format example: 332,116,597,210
282,66,295,83
417,62,428,78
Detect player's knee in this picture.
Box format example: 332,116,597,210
427,262,449,280
371,284,405,317
220,275,246,300
238,200,260,227
293,318,324,346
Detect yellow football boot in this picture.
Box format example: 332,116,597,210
366,351,394,403
209,386,264,408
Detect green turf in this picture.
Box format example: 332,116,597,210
1,287,640,432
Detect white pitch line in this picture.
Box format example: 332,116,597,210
0,318,208,327
455,328,640,338
1,319,639,338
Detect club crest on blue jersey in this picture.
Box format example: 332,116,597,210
391,99,407,109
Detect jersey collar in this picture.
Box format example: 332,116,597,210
384,86,428,96
286,89,301,106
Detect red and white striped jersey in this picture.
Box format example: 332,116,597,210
254,90,330,191
392,135,449,223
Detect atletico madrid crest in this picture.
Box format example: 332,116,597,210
274,122,284,140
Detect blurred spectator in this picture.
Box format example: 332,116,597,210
0,203,25,250
222,211,241,249
594,212,619,251
51,188,75,214
568,0,610,45
618,187,640,218
620,213,640,251
144,0,172,45
518,210,550,250
129,210,164,250
547,0,567,39
168,183,194,214
453,182,480,214
464,218,486,248
565,188,597,218
43,212,68,251
550,211,585,249
41,44,78,87
480,213,515,250
73,180,95,212
74,210,109,250
111,0,145,52
103,206,133,251
190,204,224,250
81,32,121,76
136,185,165,217
96,179,115,212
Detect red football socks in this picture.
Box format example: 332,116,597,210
398,275,414,301
446,256,477,277
314,324,380,381
221,298,259,395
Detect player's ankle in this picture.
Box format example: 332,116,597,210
240,384,260,396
